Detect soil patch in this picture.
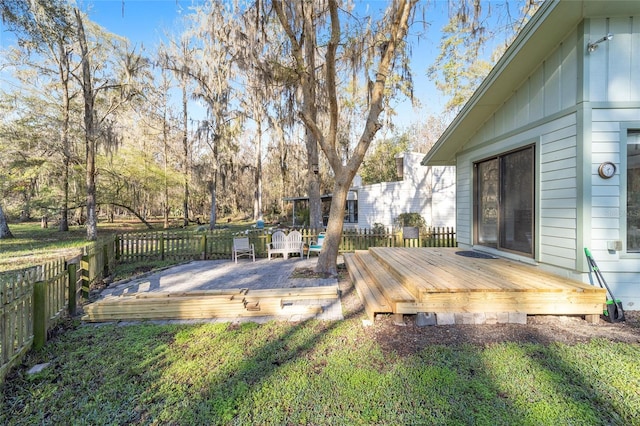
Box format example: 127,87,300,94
290,264,348,280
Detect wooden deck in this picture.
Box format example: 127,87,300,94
344,247,607,324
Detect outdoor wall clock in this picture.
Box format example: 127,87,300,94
598,161,616,179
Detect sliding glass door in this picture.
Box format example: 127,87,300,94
475,146,534,256
477,159,499,247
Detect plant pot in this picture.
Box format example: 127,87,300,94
402,226,419,239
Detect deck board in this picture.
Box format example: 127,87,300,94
355,251,415,304
370,247,512,292
370,247,600,293
343,253,392,321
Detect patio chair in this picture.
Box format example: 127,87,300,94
287,230,305,258
268,230,304,259
307,232,325,259
268,230,286,259
232,237,255,263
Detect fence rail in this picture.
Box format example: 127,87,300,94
1,226,455,382
115,227,457,262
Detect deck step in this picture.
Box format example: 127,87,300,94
353,251,416,306
343,253,392,321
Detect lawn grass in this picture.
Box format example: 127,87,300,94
0,221,148,273
2,317,639,425
0,219,258,273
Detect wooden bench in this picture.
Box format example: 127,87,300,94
268,230,304,260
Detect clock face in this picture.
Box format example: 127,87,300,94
598,162,616,179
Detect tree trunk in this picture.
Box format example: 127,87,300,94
306,134,322,229
163,103,170,229
269,115,288,215
254,120,263,221
315,181,349,275
0,204,14,239
181,81,190,227
208,180,217,229
75,9,97,241
60,155,70,232
302,3,323,230
58,41,70,232
274,0,416,274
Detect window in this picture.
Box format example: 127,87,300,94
345,200,358,223
475,146,535,256
627,131,640,252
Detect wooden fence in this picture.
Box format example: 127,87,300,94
115,227,457,262
0,237,116,384
339,227,457,251
1,226,455,382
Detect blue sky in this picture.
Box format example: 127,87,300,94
0,1,496,130
85,0,188,50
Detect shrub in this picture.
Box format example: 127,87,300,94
393,212,426,231
372,223,387,234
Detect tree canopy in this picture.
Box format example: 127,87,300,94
0,0,539,273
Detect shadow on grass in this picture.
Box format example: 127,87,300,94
3,278,639,424
400,321,640,425
132,281,529,424
490,331,640,424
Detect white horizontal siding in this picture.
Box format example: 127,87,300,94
430,167,457,228
590,107,637,259
455,161,473,245
539,115,578,269
356,157,455,230
455,110,579,266
357,183,428,228
541,226,575,239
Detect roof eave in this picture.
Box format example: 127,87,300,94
422,0,572,166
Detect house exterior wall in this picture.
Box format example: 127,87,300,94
586,14,640,314
356,152,455,229
454,15,640,308
456,113,579,270
588,17,640,102
590,108,640,309
465,27,580,149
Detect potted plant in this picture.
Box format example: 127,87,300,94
394,212,426,239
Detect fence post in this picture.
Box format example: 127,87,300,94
114,235,120,262
80,254,90,299
156,232,164,260
33,280,46,350
67,263,77,316
102,243,109,277
200,233,207,260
